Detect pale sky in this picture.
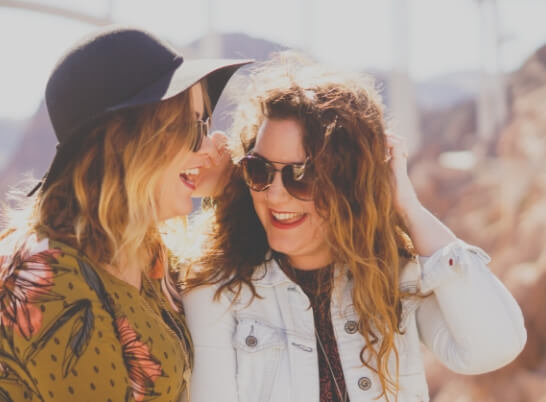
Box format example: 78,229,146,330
1,0,545,120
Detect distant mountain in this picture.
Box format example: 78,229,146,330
0,118,26,169
1,31,539,201
416,42,546,157
416,71,481,110
0,33,289,200
367,69,480,112
185,32,287,61
0,101,56,198
182,33,288,135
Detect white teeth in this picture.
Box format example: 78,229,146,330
181,167,200,176
271,211,303,221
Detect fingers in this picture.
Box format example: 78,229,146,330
210,131,229,157
197,131,228,167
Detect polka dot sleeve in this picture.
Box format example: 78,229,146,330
0,237,190,401
0,240,132,401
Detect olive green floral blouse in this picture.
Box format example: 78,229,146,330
0,235,192,401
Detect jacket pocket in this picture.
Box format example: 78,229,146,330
233,317,285,402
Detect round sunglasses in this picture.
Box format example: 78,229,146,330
239,153,314,201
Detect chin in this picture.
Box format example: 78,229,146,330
178,203,194,217
164,202,194,220
268,236,300,256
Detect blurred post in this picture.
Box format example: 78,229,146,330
107,0,114,21
390,0,421,156
301,0,316,56
200,0,221,58
477,0,507,143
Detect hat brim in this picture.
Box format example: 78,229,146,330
32,58,252,196
106,58,252,113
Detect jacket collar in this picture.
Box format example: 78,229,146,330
251,251,420,290
251,256,291,287
252,252,350,288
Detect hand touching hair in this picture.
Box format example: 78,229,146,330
188,52,415,398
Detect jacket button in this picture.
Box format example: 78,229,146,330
245,335,258,347
344,320,358,334
358,376,372,391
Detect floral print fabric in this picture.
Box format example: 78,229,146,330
0,235,191,401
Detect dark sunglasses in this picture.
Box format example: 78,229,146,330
240,153,314,201
191,113,210,152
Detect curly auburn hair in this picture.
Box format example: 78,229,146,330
188,53,415,399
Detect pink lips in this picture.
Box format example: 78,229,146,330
269,210,307,229
180,174,196,190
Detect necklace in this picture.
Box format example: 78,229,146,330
278,257,349,402
315,328,349,402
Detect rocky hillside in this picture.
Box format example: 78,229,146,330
411,44,546,402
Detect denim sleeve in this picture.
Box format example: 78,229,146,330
182,285,239,402
415,240,527,374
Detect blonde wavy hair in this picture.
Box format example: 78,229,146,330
188,53,415,399
1,82,211,309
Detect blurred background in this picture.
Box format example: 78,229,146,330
1,1,545,400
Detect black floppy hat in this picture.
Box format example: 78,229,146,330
29,25,252,196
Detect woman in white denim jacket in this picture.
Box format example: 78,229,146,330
183,54,526,402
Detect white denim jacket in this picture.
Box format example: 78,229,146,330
183,240,526,402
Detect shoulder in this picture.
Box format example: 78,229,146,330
0,235,111,341
0,234,90,300
182,282,231,310
184,259,276,305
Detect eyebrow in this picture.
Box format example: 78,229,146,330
251,151,306,165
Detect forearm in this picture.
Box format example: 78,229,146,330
398,185,456,256
386,134,456,255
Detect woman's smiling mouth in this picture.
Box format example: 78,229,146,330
180,167,200,190
270,209,307,229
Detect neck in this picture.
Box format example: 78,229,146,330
104,253,142,290
286,250,333,271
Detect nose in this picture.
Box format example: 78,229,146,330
265,169,291,202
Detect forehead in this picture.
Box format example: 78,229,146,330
254,118,306,163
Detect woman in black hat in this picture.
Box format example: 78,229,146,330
0,26,249,401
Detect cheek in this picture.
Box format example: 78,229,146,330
156,173,175,208
156,171,170,200
304,206,328,238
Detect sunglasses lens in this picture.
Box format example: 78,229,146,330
242,157,271,191
282,165,313,200
191,117,210,152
